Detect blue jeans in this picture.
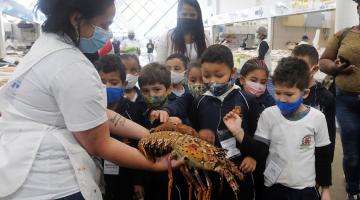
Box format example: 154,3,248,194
336,88,360,195
56,192,85,200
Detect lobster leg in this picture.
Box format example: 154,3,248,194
184,167,203,200
203,171,212,200
223,169,240,200
180,165,194,200
226,160,245,181
194,169,207,200
168,151,178,200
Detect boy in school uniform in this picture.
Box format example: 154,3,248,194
189,44,261,200
95,55,146,200
138,63,186,200
292,44,336,162
223,57,332,200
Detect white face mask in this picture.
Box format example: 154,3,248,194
125,74,139,89
170,71,185,84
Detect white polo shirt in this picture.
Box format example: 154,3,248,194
0,33,107,199
254,106,330,189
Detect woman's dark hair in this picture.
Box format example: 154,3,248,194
200,44,234,69
240,59,269,77
139,63,171,89
273,57,310,91
95,55,126,82
166,53,190,69
36,0,114,45
170,0,207,59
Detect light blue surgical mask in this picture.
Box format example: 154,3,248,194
79,25,112,53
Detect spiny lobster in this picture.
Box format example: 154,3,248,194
139,121,244,200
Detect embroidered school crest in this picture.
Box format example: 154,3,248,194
300,135,312,149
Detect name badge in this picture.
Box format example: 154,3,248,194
218,129,241,159
264,154,286,185
104,160,119,175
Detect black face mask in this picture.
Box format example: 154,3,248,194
178,18,197,31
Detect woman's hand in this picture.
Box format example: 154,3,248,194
239,157,257,173
334,59,357,75
152,155,184,171
199,129,216,144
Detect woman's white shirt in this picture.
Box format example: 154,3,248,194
0,33,107,200
156,29,210,63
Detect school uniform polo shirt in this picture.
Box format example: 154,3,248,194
254,106,330,189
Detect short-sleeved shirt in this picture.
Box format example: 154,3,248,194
326,30,360,93
4,35,107,199
255,106,330,189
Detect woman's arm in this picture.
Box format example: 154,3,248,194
74,122,181,171
319,48,338,76
107,109,149,139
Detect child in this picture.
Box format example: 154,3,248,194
224,57,332,200
189,44,261,200
138,62,186,200
238,58,275,200
95,55,146,200
151,62,206,121
119,54,144,102
292,44,336,162
165,53,190,102
186,61,206,98
239,59,275,112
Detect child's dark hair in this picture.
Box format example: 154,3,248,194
200,44,234,69
166,53,190,69
240,59,269,77
119,54,141,70
273,57,310,91
186,61,201,77
95,55,126,82
292,44,319,66
139,63,171,89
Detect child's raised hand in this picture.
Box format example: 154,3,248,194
239,156,257,173
150,110,169,123
199,129,216,144
223,111,242,136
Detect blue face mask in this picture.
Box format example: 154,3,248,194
106,87,124,106
276,95,303,115
206,80,233,97
79,25,112,53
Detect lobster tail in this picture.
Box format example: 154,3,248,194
138,131,184,161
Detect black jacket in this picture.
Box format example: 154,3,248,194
189,88,260,164
303,81,336,162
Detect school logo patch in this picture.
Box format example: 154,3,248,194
300,135,312,149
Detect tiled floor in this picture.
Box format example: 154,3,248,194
330,133,347,200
